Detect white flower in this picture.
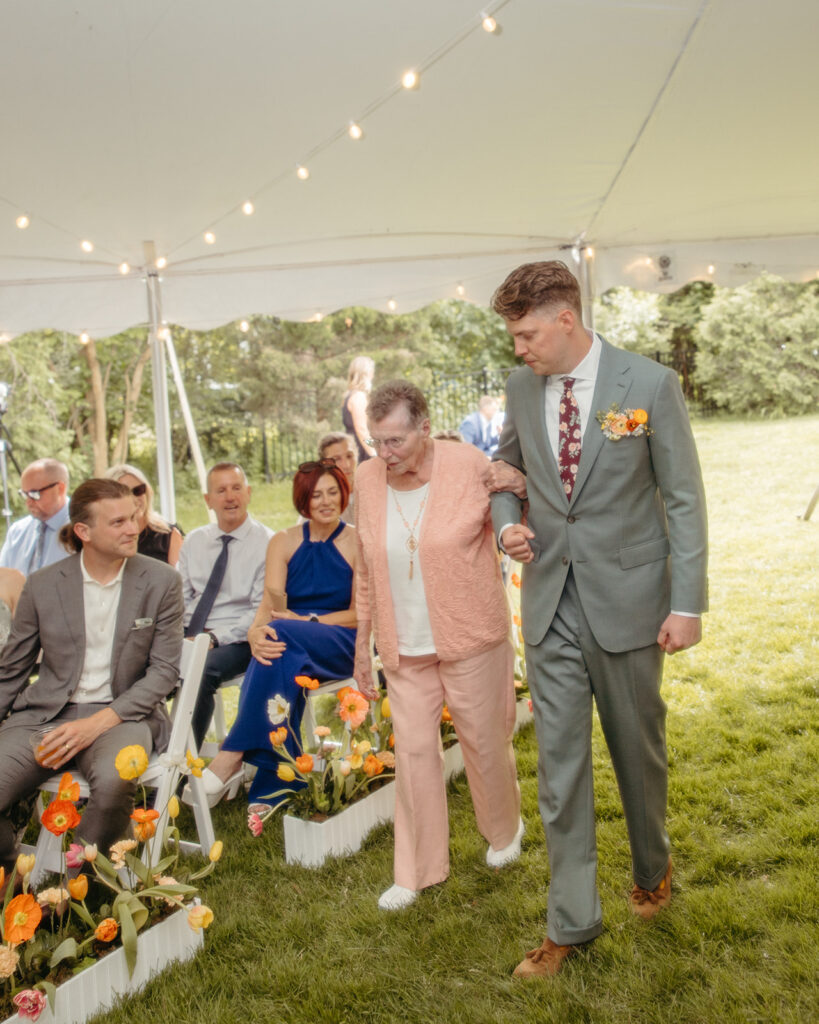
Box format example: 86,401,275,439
159,752,188,771
267,695,291,725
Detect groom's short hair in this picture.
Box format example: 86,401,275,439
492,261,583,322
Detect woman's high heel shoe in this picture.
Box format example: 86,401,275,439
181,767,244,808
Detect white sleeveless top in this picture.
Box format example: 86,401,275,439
386,483,435,656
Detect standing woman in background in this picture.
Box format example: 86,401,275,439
342,356,376,463
104,464,183,566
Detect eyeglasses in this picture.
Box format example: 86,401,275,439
130,483,148,497
297,459,337,473
19,481,60,501
365,436,410,451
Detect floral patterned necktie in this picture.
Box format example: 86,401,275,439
558,376,581,499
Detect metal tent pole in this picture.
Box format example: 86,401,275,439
143,241,176,524
163,332,214,521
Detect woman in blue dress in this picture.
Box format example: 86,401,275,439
199,460,357,807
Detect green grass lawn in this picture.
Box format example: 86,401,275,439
99,416,819,1023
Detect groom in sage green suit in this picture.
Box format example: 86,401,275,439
488,262,707,978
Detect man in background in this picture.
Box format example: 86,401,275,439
459,396,501,456
318,432,358,523
0,458,71,574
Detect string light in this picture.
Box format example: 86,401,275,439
241,200,255,215
204,230,216,244
387,298,397,311
456,284,465,297
80,240,94,253
239,320,249,332
159,327,172,341
707,264,715,274
118,262,130,275
79,332,90,345
401,69,420,90
348,121,364,140
481,14,498,33
15,215,29,230
155,256,168,269
585,246,595,259
296,165,310,180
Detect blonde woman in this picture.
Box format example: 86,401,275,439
104,464,183,566
341,355,376,462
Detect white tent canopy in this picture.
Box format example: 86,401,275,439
1,0,818,340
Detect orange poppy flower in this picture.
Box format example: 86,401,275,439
295,675,319,690
513,614,522,627
5,894,42,945
632,408,648,424
269,727,288,747
362,754,384,777
625,418,639,432
57,772,80,803
441,706,453,723
295,753,314,773
95,918,118,943
41,799,81,837
510,573,522,588
68,875,88,901
338,689,369,730
335,685,353,703
388,733,395,748
131,807,160,842
131,807,160,824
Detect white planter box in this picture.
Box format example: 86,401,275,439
283,779,396,868
2,906,203,1024
514,696,534,733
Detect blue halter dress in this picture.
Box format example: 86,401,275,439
223,521,356,803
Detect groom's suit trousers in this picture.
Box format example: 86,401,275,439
527,569,668,946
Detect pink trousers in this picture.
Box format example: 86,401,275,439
385,639,521,891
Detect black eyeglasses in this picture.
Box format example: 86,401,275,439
130,483,148,497
297,459,337,474
19,481,60,501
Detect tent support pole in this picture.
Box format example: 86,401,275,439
572,242,596,333
163,334,214,521
144,242,176,524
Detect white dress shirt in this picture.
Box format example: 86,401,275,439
70,551,126,704
0,504,71,574
543,333,602,458
178,515,273,646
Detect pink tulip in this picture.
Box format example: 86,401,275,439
65,842,86,869
248,813,263,837
13,990,47,1021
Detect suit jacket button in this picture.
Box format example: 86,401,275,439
562,556,569,566
567,515,576,524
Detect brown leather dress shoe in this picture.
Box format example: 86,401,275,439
512,936,577,978
630,858,672,919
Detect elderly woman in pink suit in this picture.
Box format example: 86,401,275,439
354,380,522,910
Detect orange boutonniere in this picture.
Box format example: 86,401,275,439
596,404,652,441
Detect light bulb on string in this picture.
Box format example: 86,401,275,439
387,298,397,312
155,256,168,269
401,69,419,90
79,332,90,345
707,264,715,274
296,165,310,180
481,14,498,33
80,240,94,253
585,246,595,259
242,200,255,215
119,262,130,275
204,231,216,245
15,214,29,230
456,284,465,297
348,121,363,140
159,327,171,341
239,320,250,333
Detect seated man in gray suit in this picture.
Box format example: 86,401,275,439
0,478,183,874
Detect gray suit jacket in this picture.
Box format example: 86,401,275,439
0,553,184,751
491,339,708,653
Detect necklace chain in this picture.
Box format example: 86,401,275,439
390,486,428,580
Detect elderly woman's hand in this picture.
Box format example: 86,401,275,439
484,460,528,499
248,623,287,666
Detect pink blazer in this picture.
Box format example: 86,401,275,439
354,440,509,671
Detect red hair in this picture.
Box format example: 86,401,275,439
292,464,350,519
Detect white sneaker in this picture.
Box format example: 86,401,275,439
486,817,525,868
378,884,417,910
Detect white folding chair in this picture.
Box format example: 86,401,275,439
27,633,212,887
201,673,244,758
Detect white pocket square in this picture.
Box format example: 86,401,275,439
131,617,153,630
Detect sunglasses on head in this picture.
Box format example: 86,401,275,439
297,459,337,474
130,483,148,497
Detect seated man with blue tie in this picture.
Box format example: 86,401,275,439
178,462,272,755
0,458,71,575
459,396,501,456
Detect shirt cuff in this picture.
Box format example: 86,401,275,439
497,523,517,552
670,610,700,618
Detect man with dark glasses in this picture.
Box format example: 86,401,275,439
0,459,71,575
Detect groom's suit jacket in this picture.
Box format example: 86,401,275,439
0,553,184,750
491,339,707,653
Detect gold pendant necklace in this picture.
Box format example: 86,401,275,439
390,486,428,580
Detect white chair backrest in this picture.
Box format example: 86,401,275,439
165,634,210,759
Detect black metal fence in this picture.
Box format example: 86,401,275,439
427,366,516,435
